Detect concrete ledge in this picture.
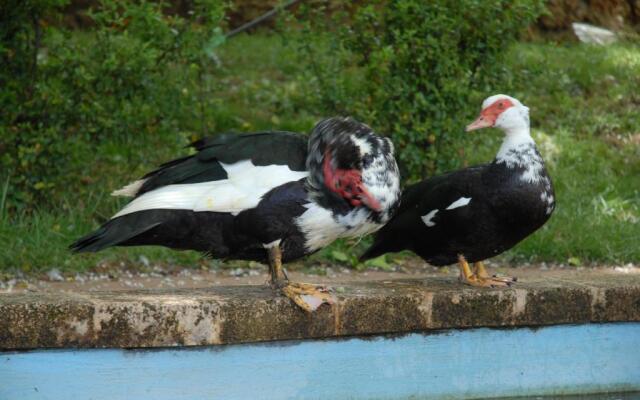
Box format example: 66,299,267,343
1,272,640,349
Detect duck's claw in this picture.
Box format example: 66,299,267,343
281,282,335,312
457,256,517,288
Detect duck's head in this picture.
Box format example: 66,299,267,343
466,94,530,134
307,117,400,216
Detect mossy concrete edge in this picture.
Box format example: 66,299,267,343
1,273,639,349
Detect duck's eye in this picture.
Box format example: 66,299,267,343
498,102,504,109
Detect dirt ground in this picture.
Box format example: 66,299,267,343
1,259,638,294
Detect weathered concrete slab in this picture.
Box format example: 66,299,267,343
1,271,639,349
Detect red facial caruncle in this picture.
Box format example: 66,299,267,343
322,149,382,212
466,98,515,132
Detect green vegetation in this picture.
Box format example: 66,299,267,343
294,0,545,176
1,1,638,275
1,0,226,211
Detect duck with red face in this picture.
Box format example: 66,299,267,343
361,95,555,287
71,117,401,311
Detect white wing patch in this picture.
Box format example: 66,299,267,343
445,196,471,210
111,179,147,197
421,209,439,227
112,160,308,219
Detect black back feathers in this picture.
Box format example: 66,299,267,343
136,131,308,196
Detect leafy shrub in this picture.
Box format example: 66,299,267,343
294,0,545,179
0,0,226,212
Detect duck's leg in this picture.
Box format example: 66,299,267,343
266,242,334,312
267,242,287,283
457,255,515,287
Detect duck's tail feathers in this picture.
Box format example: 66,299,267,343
69,214,162,253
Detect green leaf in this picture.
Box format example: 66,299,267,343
365,255,392,270
568,257,582,267
330,250,350,262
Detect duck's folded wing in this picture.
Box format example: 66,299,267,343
113,131,308,198
110,131,309,217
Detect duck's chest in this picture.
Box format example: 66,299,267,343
484,161,555,230
295,204,382,253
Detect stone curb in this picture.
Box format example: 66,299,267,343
1,273,639,349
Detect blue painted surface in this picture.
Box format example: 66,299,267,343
1,323,640,400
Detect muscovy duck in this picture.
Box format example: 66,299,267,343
71,117,401,310
361,95,555,286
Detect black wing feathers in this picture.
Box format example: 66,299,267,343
69,218,163,253
138,156,227,196
136,131,307,196
192,132,308,169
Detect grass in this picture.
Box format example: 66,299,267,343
1,35,639,276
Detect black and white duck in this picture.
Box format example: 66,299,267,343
361,95,555,286
71,117,401,310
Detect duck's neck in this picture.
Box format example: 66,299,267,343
493,126,549,185
495,127,536,167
